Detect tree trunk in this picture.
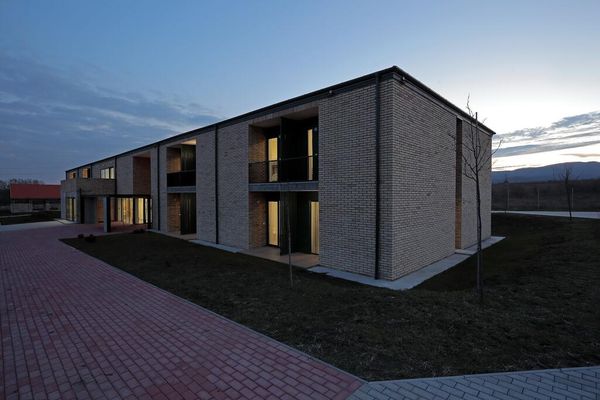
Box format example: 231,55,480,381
476,173,483,304
565,182,572,221
286,192,293,288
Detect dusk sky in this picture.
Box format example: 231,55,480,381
1,0,599,182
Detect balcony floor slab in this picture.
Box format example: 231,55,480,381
242,246,319,269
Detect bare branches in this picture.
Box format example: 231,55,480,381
459,107,498,183
447,97,499,303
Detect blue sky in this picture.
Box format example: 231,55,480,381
1,0,599,181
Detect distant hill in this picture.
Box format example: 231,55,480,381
492,162,600,184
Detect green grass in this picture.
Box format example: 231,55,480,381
0,211,60,225
62,214,600,380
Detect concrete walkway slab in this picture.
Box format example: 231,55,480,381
493,210,600,219
349,366,600,399
243,246,320,269
0,224,362,400
310,236,505,291
0,220,65,232
189,239,242,253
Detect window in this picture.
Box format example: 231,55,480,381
267,200,279,246
116,197,134,224
66,197,77,220
307,128,314,181
101,167,115,179
68,171,77,179
310,201,319,254
82,167,91,178
267,137,278,182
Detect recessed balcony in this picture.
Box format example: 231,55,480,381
249,155,318,184
167,170,196,187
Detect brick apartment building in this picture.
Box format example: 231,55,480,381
61,66,494,281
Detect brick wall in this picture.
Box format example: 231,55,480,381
377,79,396,279
167,193,180,232
248,126,267,183
60,189,66,219
116,155,133,194
150,147,159,228
217,122,249,248
319,83,378,277
158,146,168,232
60,177,115,197
132,156,151,195
387,80,457,279
167,147,180,173
249,192,267,248
460,122,493,248
196,130,216,242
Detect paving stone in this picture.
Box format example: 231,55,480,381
0,225,362,400
348,367,600,400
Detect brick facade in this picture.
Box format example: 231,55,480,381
249,192,267,248
319,84,377,277
196,130,216,242
167,193,181,232
132,156,151,195
158,145,168,231
385,80,458,279
150,148,159,227
217,122,249,248
461,122,493,248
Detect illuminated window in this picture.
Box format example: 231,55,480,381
101,167,115,179
307,129,314,180
268,137,278,182
268,200,279,246
68,171,77,179
82,168,91,178
66,197,77,220
311,201,319,254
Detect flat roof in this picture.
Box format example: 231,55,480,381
68,66,496,172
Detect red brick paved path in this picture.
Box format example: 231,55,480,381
0,225,362,399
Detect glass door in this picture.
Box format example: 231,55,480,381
310,201,319,254
117,198,133,224
180,193,197,235
267,200,279,246
137,198,145,224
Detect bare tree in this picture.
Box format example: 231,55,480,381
285,192,294,288
503,174,510,213
450,97,500,303
555,166,574,221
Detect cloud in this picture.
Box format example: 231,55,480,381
493,110,600,158
0,53,219,182
563,153,600,158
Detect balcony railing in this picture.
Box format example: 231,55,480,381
167,170,196,187
249,155,318,183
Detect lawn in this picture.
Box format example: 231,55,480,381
62,214,600,380
0,210,60,225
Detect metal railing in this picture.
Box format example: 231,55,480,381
167,170,196,187
249,155,318,183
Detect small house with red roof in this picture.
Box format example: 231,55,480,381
9,184,61,213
